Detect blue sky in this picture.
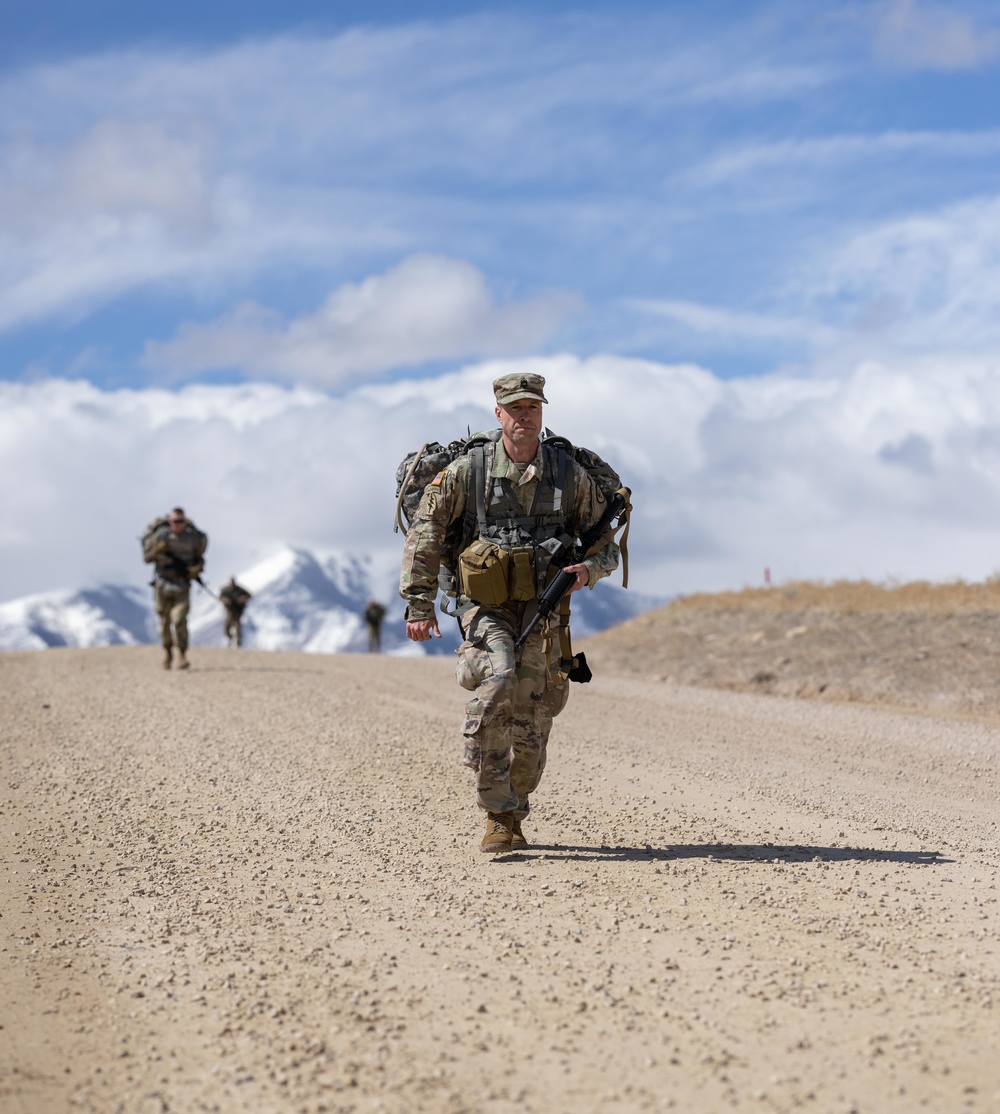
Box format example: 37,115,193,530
4,1,1000,601
4,0,1000,389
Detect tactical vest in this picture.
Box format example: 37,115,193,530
461,439,574,600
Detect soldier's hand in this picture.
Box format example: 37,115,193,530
187,563,204,578
150,540,169,558
406,618,441,642
562,563,590,593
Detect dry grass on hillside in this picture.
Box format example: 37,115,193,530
672,577,1000,616
584,578,1000,718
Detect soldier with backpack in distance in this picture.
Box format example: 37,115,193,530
142,507,208,671
219,576,252,648
399,373,629,853
364,599,387,652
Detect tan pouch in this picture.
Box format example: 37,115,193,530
458,540,510,606
509,546,536,601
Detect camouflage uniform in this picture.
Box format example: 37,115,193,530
143,517,208,661
219,579,251,647
400,386,619,821
364,600,386,652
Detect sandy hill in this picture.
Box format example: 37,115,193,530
584,578,1000,719
2,645,998,1113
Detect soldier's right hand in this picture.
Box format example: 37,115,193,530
406,618,441,642
150,540,169,557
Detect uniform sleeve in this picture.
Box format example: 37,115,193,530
568,462,621,589
398,460,469,621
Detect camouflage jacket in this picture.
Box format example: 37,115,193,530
143,521,208,586
219,582,251,613
399,438,620,622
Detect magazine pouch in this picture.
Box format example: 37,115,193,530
509,546,536,602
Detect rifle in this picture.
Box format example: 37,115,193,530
160,551,211,594
514,489,628,652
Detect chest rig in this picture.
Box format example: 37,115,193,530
464,439,575,595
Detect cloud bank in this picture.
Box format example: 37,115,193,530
2,8,1000,612
5,352,1000,605
144,255,579,385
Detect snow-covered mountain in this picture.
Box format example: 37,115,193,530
0,545,661,655
187,547,401,654
0,584,156,651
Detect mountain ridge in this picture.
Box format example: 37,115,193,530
0,544,659,655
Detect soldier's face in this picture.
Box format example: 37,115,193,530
169,515,186,534
495,399,543,446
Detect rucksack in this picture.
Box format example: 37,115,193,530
536,434,623,508
141,516,171,562
393,429,499,535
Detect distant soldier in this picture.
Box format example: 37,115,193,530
219,576,252,647
142,507,208,670
364,599,386,652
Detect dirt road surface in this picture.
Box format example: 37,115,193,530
2,646,998,1113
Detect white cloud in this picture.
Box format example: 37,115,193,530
0,117,222,330
0,117,217,236
6,352,1000,607
817,194,1000,349
874,0,1000,71
0,14,837,337
689,128,1000,187
627,192,1000,361
629,298,839,349
143,255,580,385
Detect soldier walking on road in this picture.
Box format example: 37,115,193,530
142,507,208,670
364,599,386,652
399,374,622,853
219,576,252,648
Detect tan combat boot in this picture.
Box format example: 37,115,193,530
480,811,514,853
511,816,528,851
176,649,190,670
162,647,172,670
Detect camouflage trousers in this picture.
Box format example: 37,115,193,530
456,604,570,817
154,580,191,652
224,610,243,647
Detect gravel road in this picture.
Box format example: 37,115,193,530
2,646,998,1113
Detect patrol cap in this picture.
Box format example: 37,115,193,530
493,372,548,406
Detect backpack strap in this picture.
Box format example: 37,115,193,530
552,445,568,516
579,486,631,588
616,489,632,589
